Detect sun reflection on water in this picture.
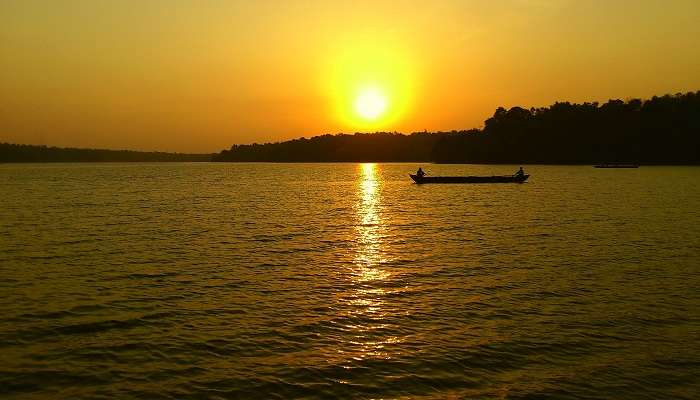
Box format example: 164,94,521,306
354,163,388,278
336,163,401,361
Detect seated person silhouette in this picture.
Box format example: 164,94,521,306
416,167,426,178
514,167,525,177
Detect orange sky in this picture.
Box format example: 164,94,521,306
1,0,699,153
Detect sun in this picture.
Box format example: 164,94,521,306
355,88,387,121
322,37,415,130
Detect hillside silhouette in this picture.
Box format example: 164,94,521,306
0,143,212,163
214,91,700,164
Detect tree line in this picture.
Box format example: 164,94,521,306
0,143,212,163
214,91,700,164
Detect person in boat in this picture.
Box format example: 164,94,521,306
416,167,426,178
514,167,525,178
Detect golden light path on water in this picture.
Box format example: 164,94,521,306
340,163,402,362
355,163,386,275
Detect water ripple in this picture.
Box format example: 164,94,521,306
0,163,698,399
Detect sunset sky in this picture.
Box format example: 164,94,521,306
1,0,699,153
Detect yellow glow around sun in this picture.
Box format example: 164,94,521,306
323,37,415,130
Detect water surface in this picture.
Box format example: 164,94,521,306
1,163,699,399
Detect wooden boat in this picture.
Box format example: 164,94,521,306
594,164,639,168
410,174,529,184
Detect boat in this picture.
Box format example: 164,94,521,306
410,174,529,184
594,163,639,168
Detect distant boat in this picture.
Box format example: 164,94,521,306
594,163,639,168
410,174,529,184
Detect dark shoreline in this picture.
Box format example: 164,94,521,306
215,90,700,165
4,90,699,165
0,143,213,163
5,160,700,169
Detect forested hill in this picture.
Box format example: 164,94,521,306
214,91,700,164
0,143,212,163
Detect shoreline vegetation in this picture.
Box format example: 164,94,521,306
215,91,699,165
0,143,212,163
2,91,698,164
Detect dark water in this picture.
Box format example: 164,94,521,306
1,163,699,399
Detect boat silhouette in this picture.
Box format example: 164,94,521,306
409,173,529,184
594,163,639,168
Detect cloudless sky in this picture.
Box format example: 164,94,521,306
1,0,699,152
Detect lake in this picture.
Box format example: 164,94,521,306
1,163,699,399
